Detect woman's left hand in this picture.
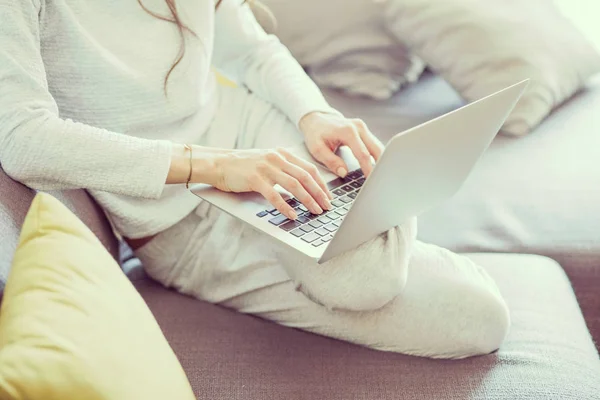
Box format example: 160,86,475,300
299,111,384,178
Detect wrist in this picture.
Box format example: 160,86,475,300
298,111,322,135
166,143,223,186
166,143,190,184
299,110,343,136
191,148,220,186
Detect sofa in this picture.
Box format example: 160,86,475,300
1,71,600,398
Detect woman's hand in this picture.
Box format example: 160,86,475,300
193,147,332,220
299,112,384,178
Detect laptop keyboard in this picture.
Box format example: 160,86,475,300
256,169,365,248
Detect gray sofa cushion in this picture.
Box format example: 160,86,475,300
137,253,600,399
0,168,36,288
0,167,120,290
323,74,600,348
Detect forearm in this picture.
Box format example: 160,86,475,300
0,1,171,199
1,111,171,199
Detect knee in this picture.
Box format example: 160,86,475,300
291,258,408,311
278,221,416,311
335,266,409,311
279,246,410,312
444,285,511,359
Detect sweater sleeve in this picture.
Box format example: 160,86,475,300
212,0,342,127
0,1,172,199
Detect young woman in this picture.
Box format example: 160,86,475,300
0,0,510,359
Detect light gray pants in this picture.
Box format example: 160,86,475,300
136,85,510,359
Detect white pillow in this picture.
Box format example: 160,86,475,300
261,0,425,100
384,0,600,136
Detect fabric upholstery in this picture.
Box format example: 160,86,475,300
137,253,600,399
0,193,194,400
0,168,35,291
324,74,600,348
0,167,119,292
47,190,119,261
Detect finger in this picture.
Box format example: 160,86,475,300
280,159,331,211
354,119,384,161
344,127,374,177
278,148,333,202
265,150,326,213
252,178,297,220
310,142,350,178
272,170,324,215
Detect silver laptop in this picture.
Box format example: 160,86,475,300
191,80,528,263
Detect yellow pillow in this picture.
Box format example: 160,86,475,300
0,193,195,400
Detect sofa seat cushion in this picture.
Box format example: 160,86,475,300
136,253,600,399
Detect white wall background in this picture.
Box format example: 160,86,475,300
554,0,600,51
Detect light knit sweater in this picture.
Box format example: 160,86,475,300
0,0,336,238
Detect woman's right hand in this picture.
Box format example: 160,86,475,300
186,146,333,220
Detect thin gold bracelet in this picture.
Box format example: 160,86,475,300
183,144,193,189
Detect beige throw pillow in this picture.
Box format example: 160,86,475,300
262,0,425,100
384,0,600,135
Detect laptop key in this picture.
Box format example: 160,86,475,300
332,220,341,227
298,204,308,212
315,228,329,236
291,228,305,237
317,216,331,224
280,220,302,231
327,177,350,191
339,196,353,203
270,210,281,216
341,185,354,192
335,209,348,216
308,220,323,229
357,177,365,184
296,215,310,224
302,232,321,243
269,214,290,226
286,198,300,207
332,188,346,197
300,224,315,233
322,235,333,242
324,224,337,233
304,212,320,220
312,239,325,247
256,210,268,218
326,212,339,220
350,181,361,189
347,170,362,180
331,199,344,208
348,192,358,199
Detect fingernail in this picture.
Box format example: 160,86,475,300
289,210,298,220
324,198,332,210
337,167,347,178
327,191,334,200
313,204,323,214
